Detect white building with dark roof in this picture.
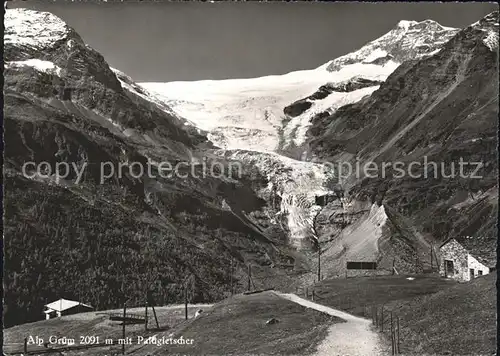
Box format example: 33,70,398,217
43,298,93,320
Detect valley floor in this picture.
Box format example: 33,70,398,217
4,274,496,356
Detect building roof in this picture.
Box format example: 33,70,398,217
440,237,496,268
44,298,93,313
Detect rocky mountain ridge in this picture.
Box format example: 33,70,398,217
324,19,459,72
306,11,498,274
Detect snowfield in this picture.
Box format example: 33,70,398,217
140,19,457,153
5,59,63,76
140,61,397,152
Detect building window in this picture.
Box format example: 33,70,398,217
478,270,483,276
470,269,475,280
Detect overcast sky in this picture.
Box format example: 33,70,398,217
11,1,499,82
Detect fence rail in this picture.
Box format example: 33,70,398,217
367,305,402,355
109,312,146,321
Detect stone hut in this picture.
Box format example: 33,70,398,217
439,238,494,282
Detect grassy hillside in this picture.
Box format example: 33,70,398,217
309,273,496,355
3,305,210,355
130,291,342,355
310,275,458,316
389,272,497,355
4,292,342,356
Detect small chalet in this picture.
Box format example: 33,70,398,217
439,238,495,282
43,298,93,320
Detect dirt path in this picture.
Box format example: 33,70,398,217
274,292,388,356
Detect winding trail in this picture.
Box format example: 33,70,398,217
273,292,388,356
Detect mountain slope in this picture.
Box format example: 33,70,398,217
139,18,461,258
324,19,459,72
3,8,299,327
306,11,498,275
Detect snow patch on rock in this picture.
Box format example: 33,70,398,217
5,59,63,76
483,30,499,51
284,85,380,147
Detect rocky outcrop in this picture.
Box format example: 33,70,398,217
283,77,384,118
213,149,335,250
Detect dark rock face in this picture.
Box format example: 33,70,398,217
283,100,313,118
283,78,384,118
364,54,395,66
3,9,296,327
325,78,385,93
307,12,498,262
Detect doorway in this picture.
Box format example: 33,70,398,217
445,260,454,277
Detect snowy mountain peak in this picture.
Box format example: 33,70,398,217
4,8,76,49
397,19,455,31
326,18,459,72
397,20,418,29
470,11,499,52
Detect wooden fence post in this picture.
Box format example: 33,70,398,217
430,246,433,270
381,306,384,332
397,316,401,354
122,303,126,355
390,311,393,355
152,305,160,329
230,257,234,296
24,337,28,353
317,248,321,282
144,301,148,331
247,265,251,292
312,290,315,302
184,283,188,320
